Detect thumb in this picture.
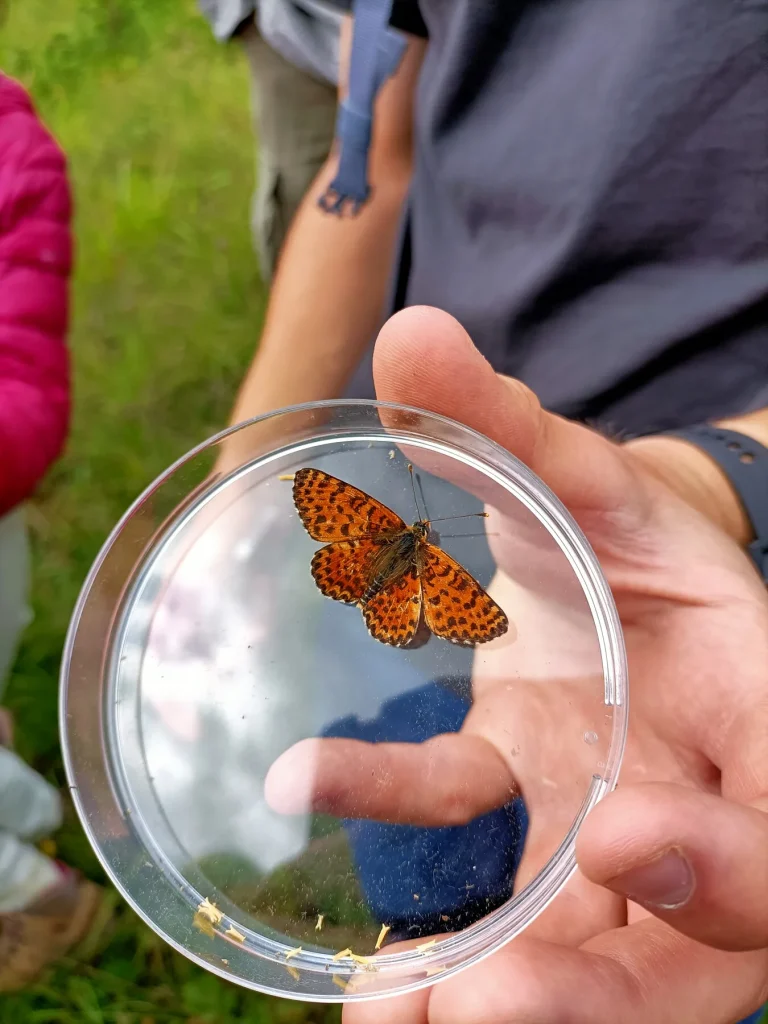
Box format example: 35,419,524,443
577,782,768,951
373,306,644,521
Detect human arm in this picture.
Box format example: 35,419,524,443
627,408,768,547
220,20,426,471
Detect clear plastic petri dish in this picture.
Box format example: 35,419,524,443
61,400,628,1002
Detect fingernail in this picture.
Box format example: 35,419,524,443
606,848,695,910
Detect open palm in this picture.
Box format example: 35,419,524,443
266,307,768,1024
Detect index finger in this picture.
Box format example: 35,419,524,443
264,733,516,825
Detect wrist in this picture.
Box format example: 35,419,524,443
626,433,753,546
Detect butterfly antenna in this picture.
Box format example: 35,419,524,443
427,512,489,524
407,464,423,520
416,470,430,522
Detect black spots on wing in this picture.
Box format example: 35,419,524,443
297,475,510,647
326,483,347,502
447,627,475,644
454,576,469,592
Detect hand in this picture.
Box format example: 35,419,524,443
267,306,768,1023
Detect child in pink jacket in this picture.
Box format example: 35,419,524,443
0,73,104,991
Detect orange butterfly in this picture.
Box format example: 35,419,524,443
292,467,509,648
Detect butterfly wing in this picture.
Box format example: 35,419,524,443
310,539,380,604
418,543,508,646
362,566,422,647
293,468,406,541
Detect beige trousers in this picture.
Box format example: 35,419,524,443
239,20,338,280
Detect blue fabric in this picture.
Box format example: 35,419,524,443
318,0,405,214
322,681,528,939
739,1011,766,1024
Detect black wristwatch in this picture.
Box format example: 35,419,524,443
662,425,768,584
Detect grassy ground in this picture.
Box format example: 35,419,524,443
2,0,338,1019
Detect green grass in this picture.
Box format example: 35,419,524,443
1,0,338,1019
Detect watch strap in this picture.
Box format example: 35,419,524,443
663,425,768,583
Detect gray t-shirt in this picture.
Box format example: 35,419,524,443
199,0,343,84
341,0,768,435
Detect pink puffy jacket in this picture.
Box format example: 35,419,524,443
0,74,71,518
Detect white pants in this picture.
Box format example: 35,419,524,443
0,507,32,686
0,508,62,911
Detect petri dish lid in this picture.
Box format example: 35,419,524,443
61,400,628,1002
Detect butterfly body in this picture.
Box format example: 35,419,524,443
292,468,509,648
361,522,428,604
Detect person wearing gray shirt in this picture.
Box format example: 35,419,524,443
199,0,343,279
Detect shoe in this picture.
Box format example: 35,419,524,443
0,869,115,993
